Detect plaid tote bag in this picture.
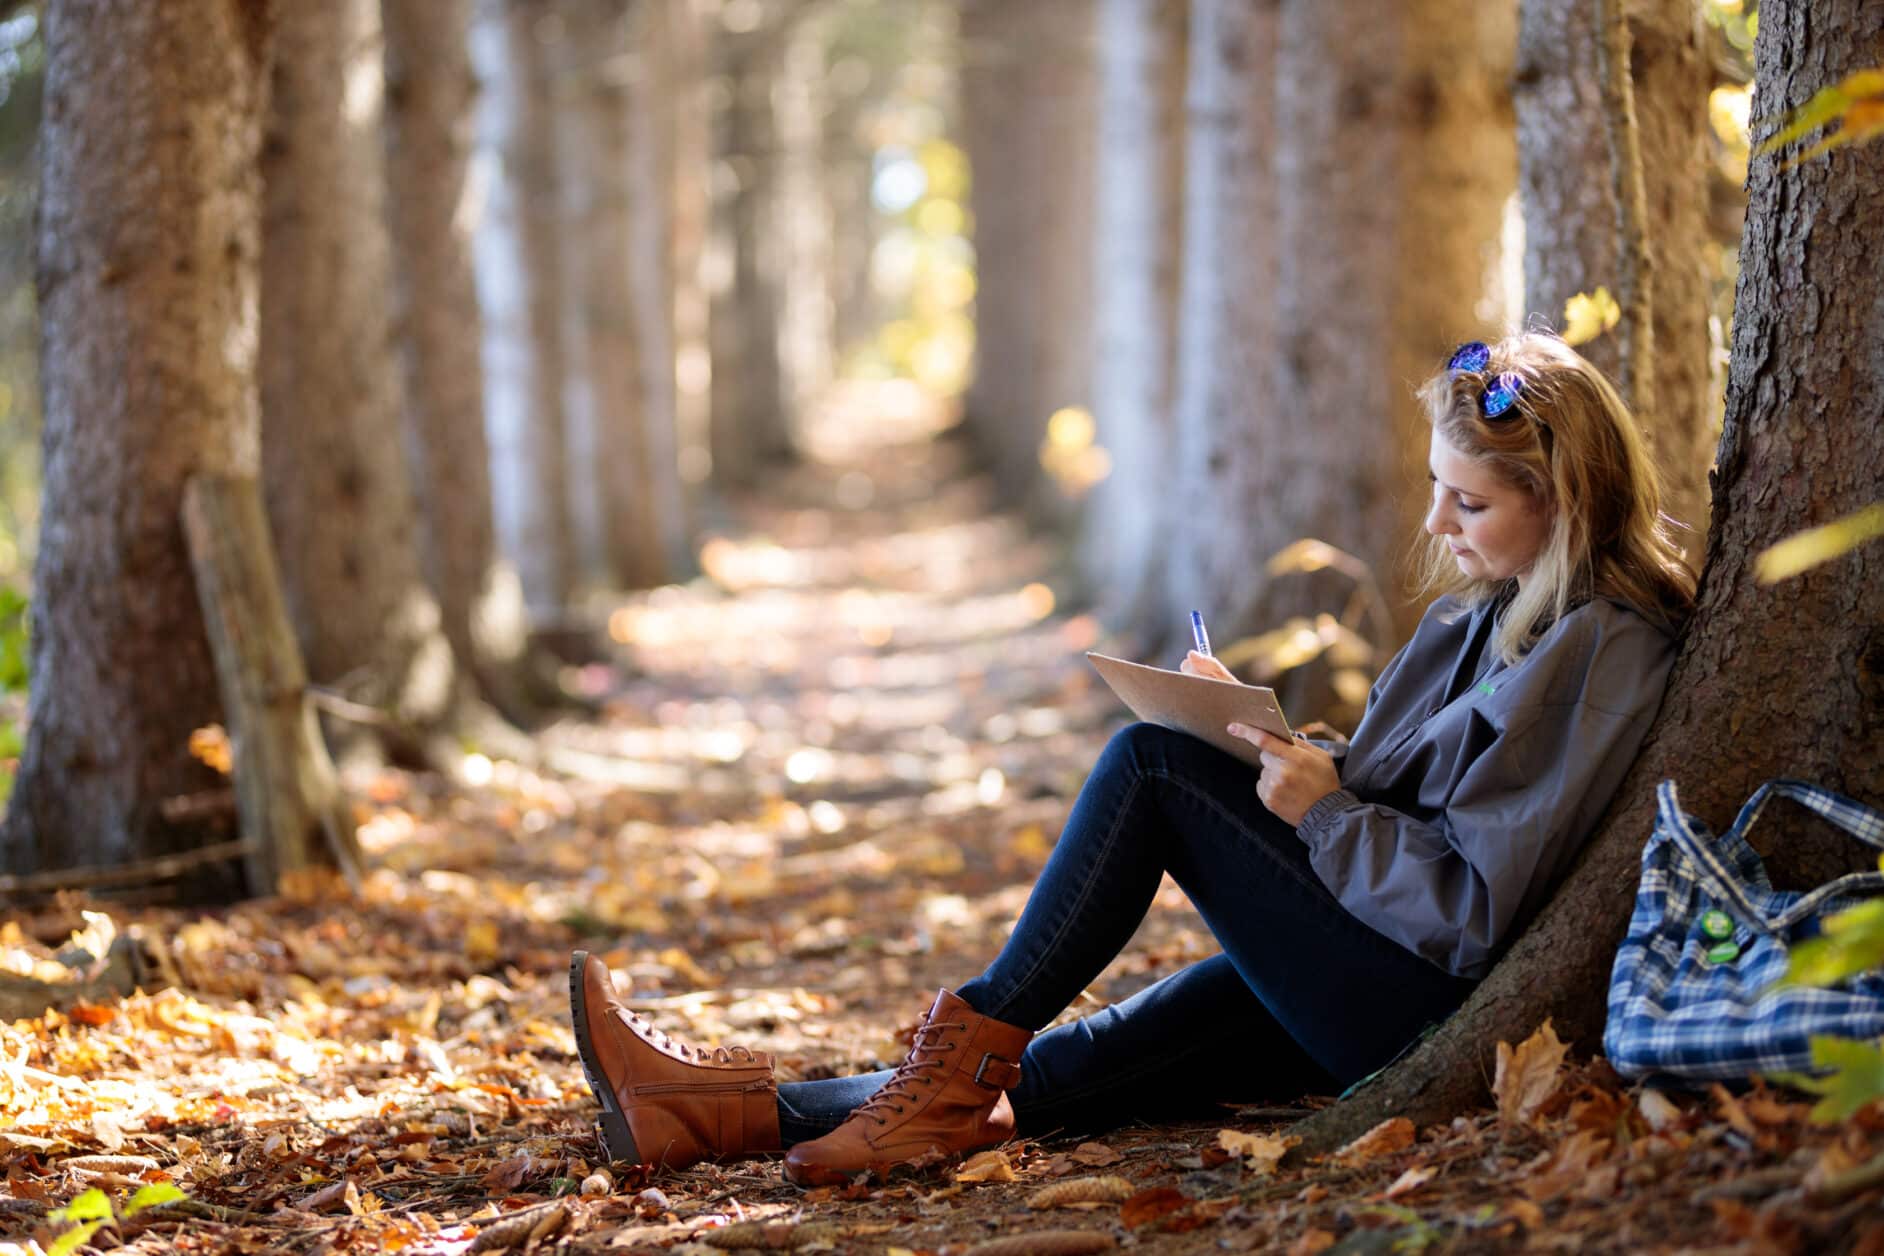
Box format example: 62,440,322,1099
1605,778,1884,1081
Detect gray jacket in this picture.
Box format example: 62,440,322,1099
1296,591,1676,979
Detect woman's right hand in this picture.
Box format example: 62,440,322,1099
1180,650,1238,683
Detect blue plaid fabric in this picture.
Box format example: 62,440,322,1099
1605,778,1884,1081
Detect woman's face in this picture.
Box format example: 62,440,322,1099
1425,431,1550,587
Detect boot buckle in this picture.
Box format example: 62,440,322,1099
973,1053,1022,1090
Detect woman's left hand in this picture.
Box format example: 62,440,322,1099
1229,725,1341,826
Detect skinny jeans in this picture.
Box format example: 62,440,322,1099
776,723,1477,1144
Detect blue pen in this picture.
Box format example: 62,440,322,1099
1190,610,1212,657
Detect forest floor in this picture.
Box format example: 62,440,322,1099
3,388,1883,1255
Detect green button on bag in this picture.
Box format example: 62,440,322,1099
1705,940,1741,965
1700,910,1734,940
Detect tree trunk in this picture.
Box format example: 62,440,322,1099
259,0,465,753
1272,0,1517,642
662,0,714,548
959,0,1099,529
381,0,546,722
1161,0,1287,647
1290,0,1884,1154
1081,0,1189,636
558,0,670,591
2,0,272,881
470,0,578,616
775,12,835,426
1514,0,1712,560
709,22,793,491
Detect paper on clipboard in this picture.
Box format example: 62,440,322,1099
1086,652,1294,769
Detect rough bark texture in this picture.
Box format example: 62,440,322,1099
470,0,577,615
1291,0,1884,1154
1514,0,1713,558
259,0,463,744
2,0,271,878
708,20,793,491
1161,0,1284,646
1272,0,1517,643
959,0,1098,529
381,0,543,718
1080,0,1188,637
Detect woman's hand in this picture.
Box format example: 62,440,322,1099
1229,725,1341,826
1180,650,1237,683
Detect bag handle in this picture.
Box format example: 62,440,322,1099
1657,779,1884,936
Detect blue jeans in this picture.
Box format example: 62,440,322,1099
776,723,1476,1144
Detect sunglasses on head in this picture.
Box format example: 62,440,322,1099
1446,342,1529,422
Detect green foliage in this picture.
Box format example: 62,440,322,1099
1785,898,1884,990
45,1182,188,1255
0,582,25,691
1772,1037,1884,1124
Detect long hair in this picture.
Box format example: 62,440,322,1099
1414,332,1697,663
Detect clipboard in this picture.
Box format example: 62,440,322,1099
1086,652,1294,769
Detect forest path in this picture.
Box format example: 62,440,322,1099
0,389,1860,1253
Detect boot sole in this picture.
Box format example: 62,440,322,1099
569,950,641,1165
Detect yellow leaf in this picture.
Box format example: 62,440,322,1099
464,922,500,967
955,1149,1017,1183
1382,1163,1436,1199
1493,1019,1569,1126
1562,288,1621,347
1217,1128,1297,1176
1755,503,1884,583
188,724,233,775
1265,539,1342,577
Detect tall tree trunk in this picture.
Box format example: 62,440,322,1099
627,0,693,581
663,0,714,548
381,0,545,722
559,0,669,591
470,0,578,616
709,25,793,491
1514,0,1712,559
1272,0,1517,641
1290,0,1884,1153
1162,0,1287,647
959,0,1099,528
1082,0,1189,636
3,0,272,878
260,0,464,752
775,11,835,424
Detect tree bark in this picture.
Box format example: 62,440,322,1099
470,0,578,616
775,11,835,426
259,0,467,756
662,0,714,547
708,17,794,491
1272,0,1518,643
381,0,546,721
1290,0,1884,1154
2,0,271,881
959,0,1099,529
1514,0,1712,561
1082,0,1189,637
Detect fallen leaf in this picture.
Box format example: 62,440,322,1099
1502,1199,1545,1230
1711,1084,1758,1140
1494,1020,1569,1126
1331,1117,1415,1167
1382,1164,1436,1199
1288,1229,1336,1255
480,1155,533,1193
1217,1128,1297,1176
1068,1141,1122,1167
1636,1088,1684,1132
955,1149,1017,1183
1120,1187,1189,1228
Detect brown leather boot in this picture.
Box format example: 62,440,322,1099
569,951,780,1170
783,989,1032,1187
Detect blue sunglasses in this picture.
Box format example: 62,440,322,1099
1446,342,1527,421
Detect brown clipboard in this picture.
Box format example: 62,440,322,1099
1086,652,1294,769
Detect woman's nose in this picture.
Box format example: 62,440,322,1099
1425,499,1453,535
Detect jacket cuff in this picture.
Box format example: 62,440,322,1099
1297,788,1361,838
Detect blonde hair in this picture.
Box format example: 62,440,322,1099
1415,332,1697,663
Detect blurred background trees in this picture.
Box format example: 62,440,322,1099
0,0,1832,889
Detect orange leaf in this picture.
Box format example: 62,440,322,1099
1120,1187,1189,1228
1382,1164,1436,1199
955,1149,1017,1183
1494,1020,1569,1126
1068,1141,1122,1167
1331,1117,1415,1167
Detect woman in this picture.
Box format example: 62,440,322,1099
568,332,1697,1186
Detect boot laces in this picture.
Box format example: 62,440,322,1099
620,1008,766,1066
855,1021,964,1124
